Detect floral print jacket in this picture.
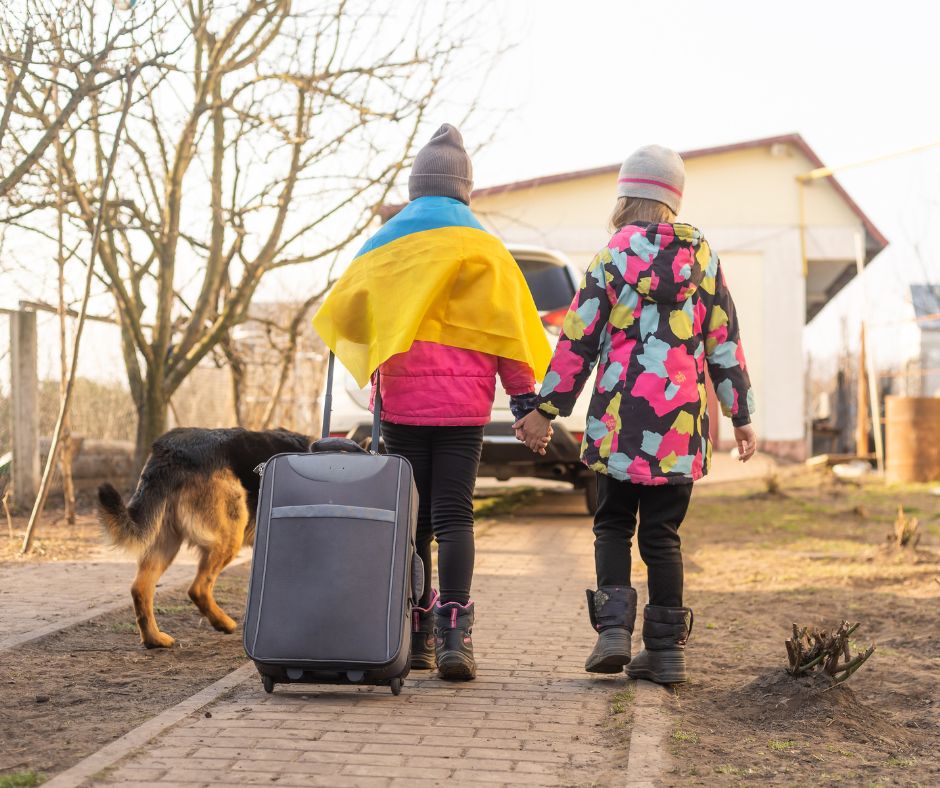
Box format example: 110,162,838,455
534,222,754,485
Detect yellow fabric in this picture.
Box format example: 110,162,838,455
313,225,552,387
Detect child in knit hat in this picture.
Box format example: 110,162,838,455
514,144,757,684
317,123,551,681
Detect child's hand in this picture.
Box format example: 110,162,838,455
513,425,552,455
513,411,553,455
734,424,757,462
514,426,551,454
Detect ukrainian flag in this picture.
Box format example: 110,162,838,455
313,196,552,387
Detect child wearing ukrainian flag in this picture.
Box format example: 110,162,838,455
514,145,757,685
313,124,551,681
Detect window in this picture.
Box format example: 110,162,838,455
516,258,574,312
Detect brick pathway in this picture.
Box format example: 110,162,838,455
97,498,629,787
0,548,249,651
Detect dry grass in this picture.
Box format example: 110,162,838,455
666,466,940,785
893,504,921,548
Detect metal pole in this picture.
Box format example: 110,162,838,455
797,178,809,278
855,231,884,471
800,139,940,181
321,352,335,439
855,324,870,456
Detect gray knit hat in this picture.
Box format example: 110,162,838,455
408,123,473,204
616,144,685,214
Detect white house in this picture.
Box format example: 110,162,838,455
457,134,889,460
892,284,940,398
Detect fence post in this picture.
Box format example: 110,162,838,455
11,308,39,511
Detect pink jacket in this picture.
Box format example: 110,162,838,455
371,340,535,426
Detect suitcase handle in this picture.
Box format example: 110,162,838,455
308,437,368,455
321,351,382,454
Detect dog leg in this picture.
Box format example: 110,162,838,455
188,536,242,633
131,529,182,648
188,477,247,633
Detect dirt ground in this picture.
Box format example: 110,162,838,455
0,490,531,565
2,498,104,563
2,474,939,785
0,564,251,781
665,468,940,785
0,493,521,784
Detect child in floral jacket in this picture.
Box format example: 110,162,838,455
514,144,756,684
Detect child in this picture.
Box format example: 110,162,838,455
514,144,756,684
314,124,551,680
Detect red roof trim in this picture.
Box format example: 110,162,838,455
381,133,888,252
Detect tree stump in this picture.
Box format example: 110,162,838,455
785,621,875,685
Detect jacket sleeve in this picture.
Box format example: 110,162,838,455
703,259,755,427
497,356,536,396
533,248,614,419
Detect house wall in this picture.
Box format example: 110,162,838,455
921,331,940,397
471,141,870,459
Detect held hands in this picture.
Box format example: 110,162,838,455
513,410,553,455
734,424,757,462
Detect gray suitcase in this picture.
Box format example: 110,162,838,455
243,355,420,695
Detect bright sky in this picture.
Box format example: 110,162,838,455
447,0,940,368
469,1,940,190
3,0,938,389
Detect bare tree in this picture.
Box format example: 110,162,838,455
219,280,331,432
53,72,78,524
0,0,170,202
10,1,478,470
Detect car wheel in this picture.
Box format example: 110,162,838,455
584,476,598,515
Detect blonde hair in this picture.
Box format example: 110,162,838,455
610,196,676,232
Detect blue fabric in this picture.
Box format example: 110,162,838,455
509,392,539,422
355,196,486,258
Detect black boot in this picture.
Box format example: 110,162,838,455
434,600,476,681
410,589,438,670
626,605,693,684
585,586,637,673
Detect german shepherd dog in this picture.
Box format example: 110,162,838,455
98,427,310,648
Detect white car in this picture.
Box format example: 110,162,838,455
319,244,597,512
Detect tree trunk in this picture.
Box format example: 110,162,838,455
59,426,77,524
220,332,247,427
54,74,76,525
133,382,169,477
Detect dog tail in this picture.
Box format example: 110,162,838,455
97,482,163,552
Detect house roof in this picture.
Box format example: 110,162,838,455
380,133,888,253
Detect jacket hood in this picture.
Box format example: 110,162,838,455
608,222,706,305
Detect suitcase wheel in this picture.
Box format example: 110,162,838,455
262,674,275,694
390,677,403,696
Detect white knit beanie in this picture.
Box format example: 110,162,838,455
616,145,685,214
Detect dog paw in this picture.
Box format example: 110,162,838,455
143,631,176,649
212,616,237,634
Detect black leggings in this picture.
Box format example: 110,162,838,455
381,422,483,606
593,473,692,608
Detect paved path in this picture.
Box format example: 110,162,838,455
2,450,769,652
0,548,251,651
90,498,643,787
696,450,779,486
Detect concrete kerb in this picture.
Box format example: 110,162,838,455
44,662,257,788
625,680,672,786
623,585,671,786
